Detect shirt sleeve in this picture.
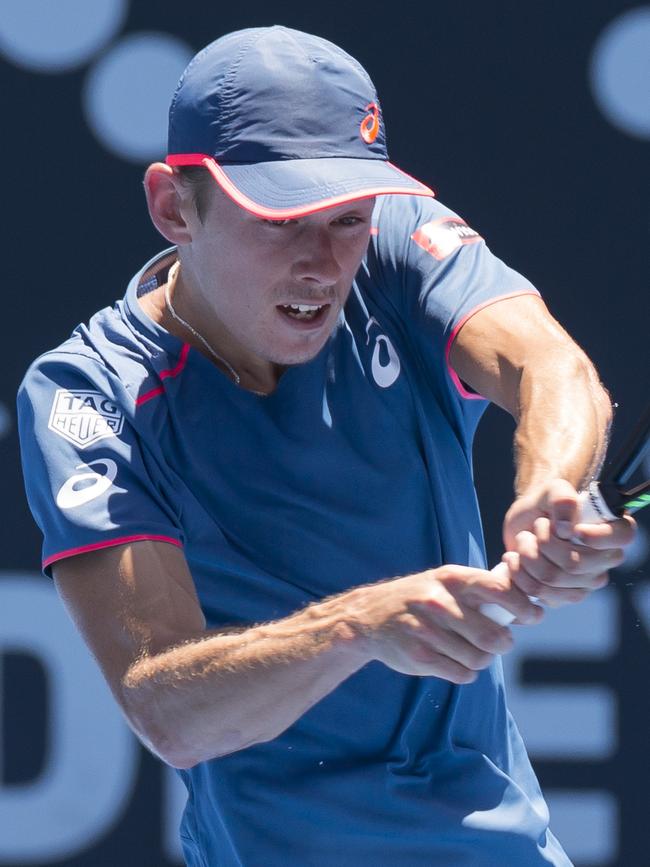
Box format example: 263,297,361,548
368,194,540,401
17,352,184,577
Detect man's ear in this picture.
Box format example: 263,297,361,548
143,163,194,245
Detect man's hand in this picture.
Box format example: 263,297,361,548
352,565,542,683
53,543,544,764
502,479,636,607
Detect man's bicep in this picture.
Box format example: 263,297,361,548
53,540,206,701
448,294,585,417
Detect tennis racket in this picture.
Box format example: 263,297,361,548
481,404,650,626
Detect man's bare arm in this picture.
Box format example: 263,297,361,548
450,294,611,493
53,541,539,768
449,293,634,605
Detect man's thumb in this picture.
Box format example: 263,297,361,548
548,479,580,539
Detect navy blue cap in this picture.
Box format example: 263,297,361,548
166,26,434,217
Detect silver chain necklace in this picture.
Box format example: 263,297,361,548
163,262,241,386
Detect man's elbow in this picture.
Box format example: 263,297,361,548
578,353,612,430
550,345,611,422
144,735,201,770
139,726,264,770
118,664,264,769
117,662,201,768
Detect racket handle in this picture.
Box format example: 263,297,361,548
480,482,616,625
480,562,527,626
575,481,618,524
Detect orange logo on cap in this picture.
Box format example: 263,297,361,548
360,102,380,144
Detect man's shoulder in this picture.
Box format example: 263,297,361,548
373,193,467,236
357,195,470,308
19,248,186,414
20,312,115,389
367,193,481,285
19,304,180,423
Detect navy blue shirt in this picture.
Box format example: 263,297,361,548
18,194,572,866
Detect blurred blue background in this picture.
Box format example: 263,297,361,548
1,1,648,865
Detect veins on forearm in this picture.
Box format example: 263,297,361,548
513,354,612,495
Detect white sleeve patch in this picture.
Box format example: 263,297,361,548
411,217,482,261
47,389,124,449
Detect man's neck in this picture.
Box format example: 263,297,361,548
137,264,284,395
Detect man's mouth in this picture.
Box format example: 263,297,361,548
277,303,331,323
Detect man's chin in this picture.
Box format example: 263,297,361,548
271,327,339,367
272,348,324,368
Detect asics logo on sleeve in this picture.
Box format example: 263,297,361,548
56,459,118,510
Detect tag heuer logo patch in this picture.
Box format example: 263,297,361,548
48,390,124,449
411,217,482,260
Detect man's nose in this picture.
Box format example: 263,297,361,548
291,228,342,285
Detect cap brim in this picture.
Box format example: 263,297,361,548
166,154,434,218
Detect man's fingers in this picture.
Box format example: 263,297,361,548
409,644,480,684
417,593,515,654
573,515,637,549
449,606,515,654
508,568,594,606
415,625,496,671
518,520,624,584
507,542,609,604
546,479,580,540
414,566,533,647
498,480,638,614
414,588,514,656
464,562,543,624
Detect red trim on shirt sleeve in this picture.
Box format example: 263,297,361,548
43,534,183,569
445,290,541,400
160,343,191,378
136,343,191,406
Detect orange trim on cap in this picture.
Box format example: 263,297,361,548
166,154,434,218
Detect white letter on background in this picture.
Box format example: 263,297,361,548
0,573,138,862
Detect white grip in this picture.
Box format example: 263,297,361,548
479,562,524,625
479,483,614,625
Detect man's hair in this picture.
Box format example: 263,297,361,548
175,166,213,222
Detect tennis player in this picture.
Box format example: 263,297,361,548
18,26,634,866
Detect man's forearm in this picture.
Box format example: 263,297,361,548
513,351,612,496
120,558,535,769
442,293,630,608
121,590,369,768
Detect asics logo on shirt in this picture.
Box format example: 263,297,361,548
56,459,118,510
365,317,401,388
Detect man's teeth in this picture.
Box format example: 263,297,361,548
280,303,327,320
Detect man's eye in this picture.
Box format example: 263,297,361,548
265,218,295,227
